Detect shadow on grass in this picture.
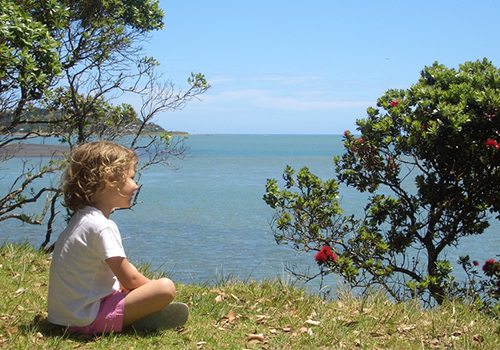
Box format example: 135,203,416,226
19,314,166,344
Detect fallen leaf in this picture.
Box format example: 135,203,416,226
305,319,320,326
245,333,265,342
428,339,440,347
219,310,237,327
282,326,292,332
255,315,267,324
299,327,308,333
210,289,227,302
249,302,259,311
473,334,484,343
397,325,415,332
362,307,373,313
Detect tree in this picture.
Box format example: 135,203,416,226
0,0,210,248
0,0,64,133
264,58,500,305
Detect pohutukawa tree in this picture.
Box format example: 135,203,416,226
0,0,210,248
264,58,500,305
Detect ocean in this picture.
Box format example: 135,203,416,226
1,135,499,292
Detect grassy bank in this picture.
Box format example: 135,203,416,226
1,243,499,349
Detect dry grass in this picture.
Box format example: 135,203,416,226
1,242,500,349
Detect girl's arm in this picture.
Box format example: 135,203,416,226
106,257,151,291
119,262,140,292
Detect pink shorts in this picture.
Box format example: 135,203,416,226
69,292,126,334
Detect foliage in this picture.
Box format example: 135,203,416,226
2,243,500,349
0,0,210,247
455,255,500,314
0,0,65,124
265,58,500,305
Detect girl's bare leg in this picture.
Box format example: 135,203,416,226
122,278,175,326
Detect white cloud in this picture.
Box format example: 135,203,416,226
153,73,377,134
255,95,370,110
202,74,374,112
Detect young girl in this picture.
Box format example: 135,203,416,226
48,141,188,334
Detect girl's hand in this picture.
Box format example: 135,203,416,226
119,284,130,293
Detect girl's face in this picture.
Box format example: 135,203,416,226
113,162,139,209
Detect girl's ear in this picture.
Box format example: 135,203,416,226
102,169,119,188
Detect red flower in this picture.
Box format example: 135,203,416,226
314,251,328,264
321,246,332,254
473,260,479,266
390,100,400,107
483,259,496,272
322,246,338,262
316,246,338,264
485,139,498,147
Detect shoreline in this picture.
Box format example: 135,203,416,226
0,143,69,157
0,134,344,157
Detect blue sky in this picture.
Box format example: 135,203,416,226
142,1,500,134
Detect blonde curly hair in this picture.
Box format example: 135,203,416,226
62,141,138,212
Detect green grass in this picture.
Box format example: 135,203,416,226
1,243,500,349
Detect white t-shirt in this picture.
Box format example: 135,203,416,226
48,206,126,327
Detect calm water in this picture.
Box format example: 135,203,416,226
1,135,500,291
